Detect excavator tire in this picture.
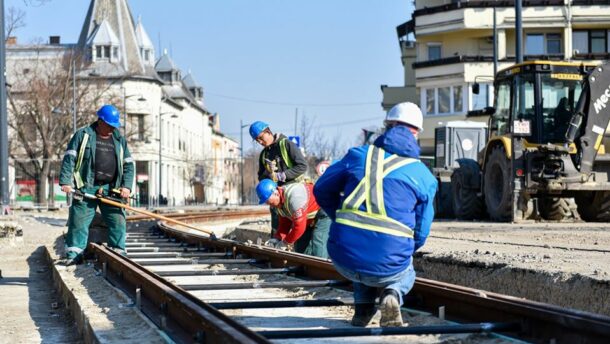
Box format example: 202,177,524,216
451,165,485,220
483,145,512,221
575,191,610,222
538,197,572,221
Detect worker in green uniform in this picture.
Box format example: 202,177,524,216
58,105,135,265
250,121,307,233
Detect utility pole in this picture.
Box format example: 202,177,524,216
0,0,10,213
240,120,245,205
515,0,523,63
72,59,77,133
493,6,498,77
294,108,298,137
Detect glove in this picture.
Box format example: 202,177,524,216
264,238,280,247
274,172,286,183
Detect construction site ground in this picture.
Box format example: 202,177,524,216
1,209,609,343
230,217,610,317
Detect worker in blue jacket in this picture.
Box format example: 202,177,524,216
314,102,437,328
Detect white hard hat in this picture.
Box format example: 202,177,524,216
385,102,423,132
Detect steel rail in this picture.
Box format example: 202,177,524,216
89,243,269,344
154,220,610,343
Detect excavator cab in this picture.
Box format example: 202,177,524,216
452,61,610,222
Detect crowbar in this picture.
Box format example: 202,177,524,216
73,191,217,240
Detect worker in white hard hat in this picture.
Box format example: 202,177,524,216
384,101,423,138
313,102,437,328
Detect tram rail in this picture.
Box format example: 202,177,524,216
87,210,610,343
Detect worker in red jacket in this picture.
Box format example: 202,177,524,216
255,179,330,258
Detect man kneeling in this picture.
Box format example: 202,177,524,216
256,179,330,259
313,102,437,327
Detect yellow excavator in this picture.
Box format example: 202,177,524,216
451,60,610,222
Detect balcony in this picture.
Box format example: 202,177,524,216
380,86,416,111
413,54,566,69
414,1,566,17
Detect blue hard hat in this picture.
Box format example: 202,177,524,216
256,179,277,204
97,105,121,128
249,121,269,140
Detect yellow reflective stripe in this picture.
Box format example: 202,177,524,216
307,210,318,219
336,210,414,238
74,133,89,189
375,148,386,217
280,138,293,168
364,146,374,214
341,179,365,210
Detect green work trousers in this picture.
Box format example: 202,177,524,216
294,209,331,259
64,185,126,260
270,206,279,236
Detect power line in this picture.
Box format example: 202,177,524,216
206,92,379,107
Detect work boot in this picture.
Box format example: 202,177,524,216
56,256,81,266
351,303,377,327
379,289,403,327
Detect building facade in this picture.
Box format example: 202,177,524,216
6,0,236,207
382,0,610,155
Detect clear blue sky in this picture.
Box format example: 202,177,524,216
7,0,413,152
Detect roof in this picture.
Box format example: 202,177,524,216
135,16,154,49
155,51,178,72
86,20,120,46
182,71,200,88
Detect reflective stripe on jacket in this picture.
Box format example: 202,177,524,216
313,126,438,277
59,122,134,191
335,146,417,238
275,182,320,244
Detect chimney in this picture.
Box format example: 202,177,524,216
6,37,17,45
49,36,60,45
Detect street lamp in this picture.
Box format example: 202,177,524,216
239,120,251,205
122,87,146,136
158,111,177,207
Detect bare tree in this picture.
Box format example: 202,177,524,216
7,49,120,205
5,7,26,40
299,114,348,178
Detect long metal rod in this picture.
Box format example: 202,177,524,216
180,280,348,291
155,267,297,277
136,258,263,266
0,0,9,209
84,194,216,236
515,0,523,63
127,252,230,259
210,298,355,310
258,322,520,339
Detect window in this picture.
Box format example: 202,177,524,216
104,46,111,59
144,50,150,62
96,46,102,59
472,84,489,110
438,87,451,114
526,34,544,55
591,30,607,53
453,86,463,113
112,47,118,59
492,82,511,136
573,31,589,54
426,89,435,114
546,34,561,54
526,33,561,55
423,85,466,115
428,43,441,60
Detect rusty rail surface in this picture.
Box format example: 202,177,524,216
90,212,610,343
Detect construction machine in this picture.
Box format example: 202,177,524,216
451,60,610,222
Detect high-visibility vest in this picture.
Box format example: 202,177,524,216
73,133,125,189
261,137,293,170
276,182,318,220
335,146,418,238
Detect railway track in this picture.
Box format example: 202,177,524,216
87,210,610,343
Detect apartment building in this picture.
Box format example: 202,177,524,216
382,0,610,155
